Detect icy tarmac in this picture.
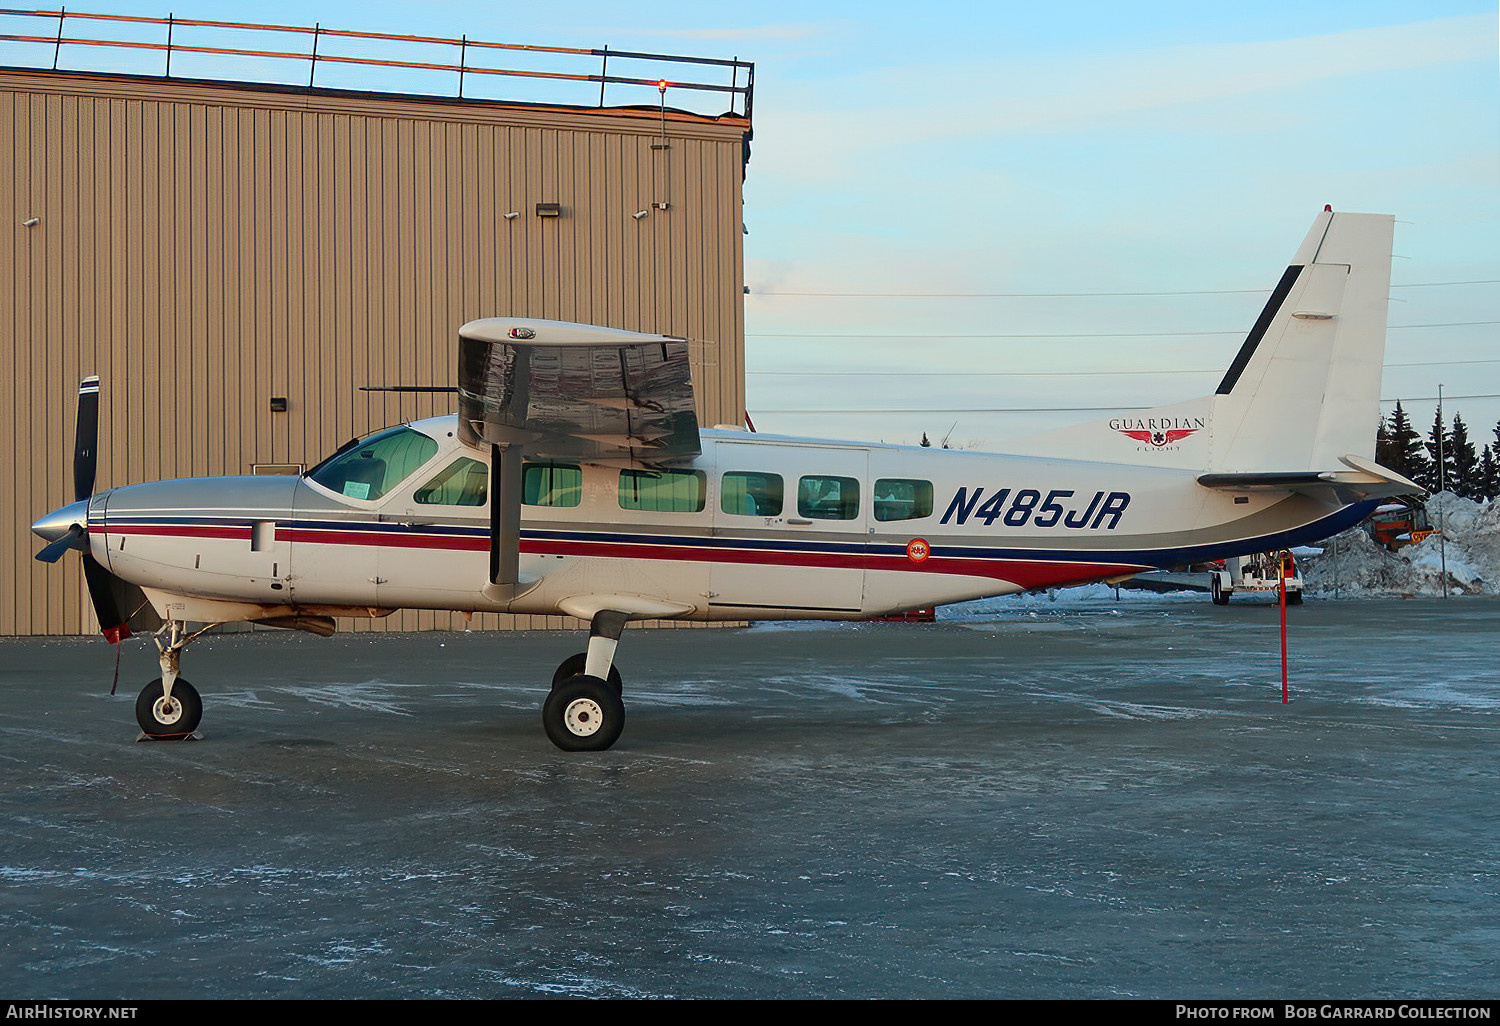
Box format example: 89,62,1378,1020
1,595,1496,999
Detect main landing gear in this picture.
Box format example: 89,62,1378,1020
135,619,215,738
543,610,629,752
128,611,637,750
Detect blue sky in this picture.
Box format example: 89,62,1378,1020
7,1,1496,450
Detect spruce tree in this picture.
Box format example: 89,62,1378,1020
1477,445,1499,503
1383,401,1427,484
1424,408,1454,493
1449,414,1480,499
1375,415,1395,466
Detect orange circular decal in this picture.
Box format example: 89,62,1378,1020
906,538,931,563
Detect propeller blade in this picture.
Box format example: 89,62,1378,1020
81,553,132,644
73,376,100,503
34,523,86,563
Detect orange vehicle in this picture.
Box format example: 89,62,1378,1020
1367,503,1433,551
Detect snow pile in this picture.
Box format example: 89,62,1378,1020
1300,492,1500,597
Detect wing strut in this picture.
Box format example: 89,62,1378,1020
483,443,540,603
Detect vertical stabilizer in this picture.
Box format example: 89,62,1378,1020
1208,210,1393,472
1008,210,1394,475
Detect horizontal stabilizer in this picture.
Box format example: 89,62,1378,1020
1198,454,1424,503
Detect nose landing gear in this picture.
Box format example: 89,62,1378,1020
135,619,217,738
136,676,202,736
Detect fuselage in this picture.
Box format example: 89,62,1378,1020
76,416,1375,625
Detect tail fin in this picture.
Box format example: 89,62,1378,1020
1208,208,1393,473
1013,209,1396,480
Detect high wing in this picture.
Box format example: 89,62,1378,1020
457,318,700,465
455,317,703,600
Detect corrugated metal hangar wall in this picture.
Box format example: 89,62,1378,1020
1,68,750,636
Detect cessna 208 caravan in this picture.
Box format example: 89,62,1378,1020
32,209,1420,751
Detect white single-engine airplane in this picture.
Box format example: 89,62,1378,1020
33,209,1420,751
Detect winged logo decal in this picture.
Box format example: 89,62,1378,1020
1119,427,1199,448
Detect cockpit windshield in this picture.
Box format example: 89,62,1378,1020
306,426,438,501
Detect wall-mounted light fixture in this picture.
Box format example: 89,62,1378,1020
21,216,40,227
269,397,288,413
502,211,520,220
535,203,561,218
631,210,648,220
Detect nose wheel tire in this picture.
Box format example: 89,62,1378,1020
135,677,203,736
1210,575,1231,605
551,653,623,694
542,675,625,752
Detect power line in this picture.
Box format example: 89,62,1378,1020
748,358,1500,378
749,369,1213,377
745,279,1500,299
751,289,1264,299
1379,393,1500,404
755,406,1150,414
745,321,1500,340
750,330,1245,340
752,393,1500,416
1394,280,1500,288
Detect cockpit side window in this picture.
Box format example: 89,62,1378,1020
306,426,439,501
415,457,488,506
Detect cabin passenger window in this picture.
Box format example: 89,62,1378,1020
306,426,438,501
720,472,783,517
874,478,933,521
618,469,706,512
797,475,860,520
414,458,488,506
523,463,583,507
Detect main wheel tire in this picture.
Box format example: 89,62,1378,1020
135,677,203,736
1285,590,1304,606
542,675,625,752
551,653,623,694
1210,576,1230,605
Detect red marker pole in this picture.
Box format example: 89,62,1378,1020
1279,552,1289,703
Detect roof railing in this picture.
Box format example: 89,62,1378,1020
0,8,753,118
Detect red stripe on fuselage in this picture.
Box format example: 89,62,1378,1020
101,524,249,541
104,522,1143,589
524,536,1138,586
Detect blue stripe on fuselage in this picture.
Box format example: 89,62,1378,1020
102,500,1377,569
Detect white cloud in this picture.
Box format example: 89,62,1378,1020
753,14,1498,184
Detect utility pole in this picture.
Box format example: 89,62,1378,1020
1437,384,1449,599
